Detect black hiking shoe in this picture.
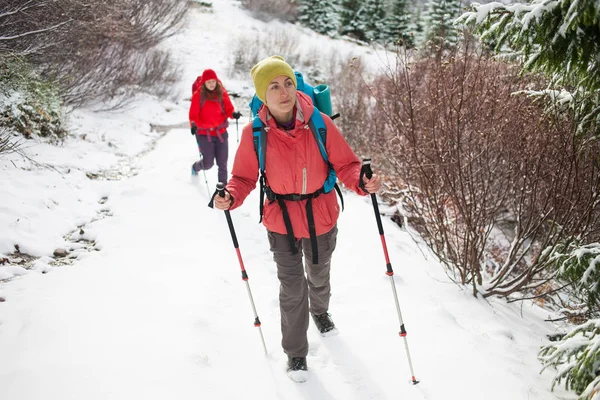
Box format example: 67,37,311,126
312,312,338,336
287,357,307,372
287,356,308,382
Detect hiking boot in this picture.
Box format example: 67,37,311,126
287,356,307,372
287,356,308,383
191,163,198,176
312,312,338,336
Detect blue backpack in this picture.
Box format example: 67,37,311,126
249,71,343,264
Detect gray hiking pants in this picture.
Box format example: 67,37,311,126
267,225,338,358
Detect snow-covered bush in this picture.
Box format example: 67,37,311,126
0,57,66,140
229,26,325,80
343,44,600,299
539,319,600,399
0,0,187,108
0,127,23,156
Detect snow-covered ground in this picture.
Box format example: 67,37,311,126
0,1,572,399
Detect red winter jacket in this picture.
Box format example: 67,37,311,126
189,84,234,136
226,92,367,238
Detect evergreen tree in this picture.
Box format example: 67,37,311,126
358,0,387,42
296,0,316,27
311,1,340,37
421,0,462,50
410,3,426,47
339,0,363,40
381,0,413,47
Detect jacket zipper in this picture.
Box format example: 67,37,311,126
302,168,307,194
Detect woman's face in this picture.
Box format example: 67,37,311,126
265,75,296,119
204,79,217,91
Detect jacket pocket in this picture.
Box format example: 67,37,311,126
313,193,337,227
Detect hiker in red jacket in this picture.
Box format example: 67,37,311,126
189,68,241,183
213,56,381,381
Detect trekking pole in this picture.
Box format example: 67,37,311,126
235,118,239,144
201,169,210,198
197,151,211,198
214,182,267,355
361,158,419,385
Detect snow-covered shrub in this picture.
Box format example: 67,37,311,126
0,57,66,140
0,127,23,156
539,319,600,399
344,44,600,298
0,0,187,108
229,26,322,79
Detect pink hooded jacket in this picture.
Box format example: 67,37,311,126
225,92,367,238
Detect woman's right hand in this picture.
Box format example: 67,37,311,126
214,191,233,210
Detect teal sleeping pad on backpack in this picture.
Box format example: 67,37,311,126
313,84,332,117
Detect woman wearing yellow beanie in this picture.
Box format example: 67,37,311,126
214,55,381,382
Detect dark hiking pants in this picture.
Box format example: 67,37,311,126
267,225,338,358
193,132,228,184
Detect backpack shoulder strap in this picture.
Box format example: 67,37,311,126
252,116,268,222
307,110,328,163
307,110,344,210
252,116,267,172
249,96,262,118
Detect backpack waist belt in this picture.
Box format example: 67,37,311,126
197,120,229,142
264,185,337,265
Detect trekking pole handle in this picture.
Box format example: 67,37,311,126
361,158,384,236
217,182,226,197
362,158,373,180
216,182,238,247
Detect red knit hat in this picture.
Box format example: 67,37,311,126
201,69,218,82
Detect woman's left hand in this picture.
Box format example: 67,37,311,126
363,174,381,194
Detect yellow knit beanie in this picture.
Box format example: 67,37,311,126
250,55,297,103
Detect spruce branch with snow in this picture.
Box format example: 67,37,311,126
457,0,600,133
552,241,600,317
539,318,600,399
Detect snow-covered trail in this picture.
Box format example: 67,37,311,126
0,125,414,399
0,127,559,399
